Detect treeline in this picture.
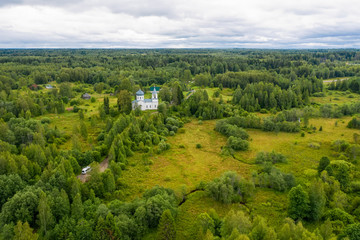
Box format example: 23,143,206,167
217,114,301,133
1,49,359,95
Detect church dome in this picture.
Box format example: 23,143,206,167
136,89,144,95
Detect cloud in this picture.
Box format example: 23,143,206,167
0,0,359,48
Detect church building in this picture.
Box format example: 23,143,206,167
132,87,159,110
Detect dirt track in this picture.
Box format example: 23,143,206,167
77,157,109,183
323,78,349,83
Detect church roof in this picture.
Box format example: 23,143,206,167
150,86,160,92
136,89,144,95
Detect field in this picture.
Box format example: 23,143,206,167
117,111,358,239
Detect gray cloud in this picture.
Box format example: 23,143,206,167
0,0,359,48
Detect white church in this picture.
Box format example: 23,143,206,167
132,87,159,110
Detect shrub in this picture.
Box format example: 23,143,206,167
40,117,51,124
226,136,249,151
158,140,170,153
255,151,287,164
90,97,96,103
347,117,360,129
215,121,249,140
308,142,320,149
325,208,354,225
206,171,254,204
196,144,202,149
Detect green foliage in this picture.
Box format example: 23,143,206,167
253,164,295,192
308,181,326,221
288,185,309,220
226,136,249,151
206,171,254,204
117,90,132,114
255,151,287,164
157,209,176,240
318,156,330,174
221,210,252,237
325,160,352,191
13,221,38,240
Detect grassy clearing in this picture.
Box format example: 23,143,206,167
121,114,358,239
121,120,249,199
311,90,360,105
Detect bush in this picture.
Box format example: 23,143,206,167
215,120,249,140
226,136,249,151
90,97,96,103
255,151,287,164
196,144,202,149
40,117,51,124
325,208,354,225
347,117,360,129
206,171,254,204
308,142,320,149
158,140,170,153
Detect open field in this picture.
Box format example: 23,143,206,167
119,112,358,239
311,90,360,105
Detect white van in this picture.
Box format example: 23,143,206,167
81,166,91,175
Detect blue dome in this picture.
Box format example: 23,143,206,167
136,89,144,95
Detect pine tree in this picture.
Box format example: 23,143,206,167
157,209,176,240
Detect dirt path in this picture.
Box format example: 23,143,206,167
77,156,109,183
185,90,196,100
323,78,349,83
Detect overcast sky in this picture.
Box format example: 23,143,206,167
0,0,359,48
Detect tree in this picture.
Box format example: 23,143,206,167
288,185,309,220
104,97,110,115
343,223,360,240
221,210,252,237
308,181,326,221
37,191,53,235
171,82,183,105
119,78,132,92
102,169,115,193
249,216,277,240
157,209,176,240
71,193,83,221
318,156,330,174
13,221,38,240
117,90,132,114
59,82,72,98
158,86,172,103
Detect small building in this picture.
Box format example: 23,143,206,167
45,84,53,89
132,87,159,110
82,93,91,100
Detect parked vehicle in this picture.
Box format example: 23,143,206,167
81,166,91,175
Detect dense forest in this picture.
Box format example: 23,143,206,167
1,49,360,240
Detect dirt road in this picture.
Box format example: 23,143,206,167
77,157,109,183
323,78,349,83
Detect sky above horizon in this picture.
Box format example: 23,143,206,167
0,0,359,48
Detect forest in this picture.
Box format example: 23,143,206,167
1,49,360,240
